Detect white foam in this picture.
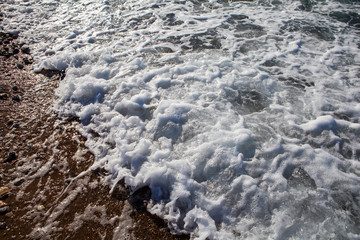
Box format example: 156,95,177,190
2,0,360,239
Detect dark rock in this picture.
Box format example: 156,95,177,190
14,178,25,187
17,63,24,69
0,206,10,215
0,93,8,100
87,38,95,43
12,95,21,102
129,186,151,211
21,46,30,54
7,121,13,126
13,48,19,54
12,86,18,91
0,89,5,93
64,178,72,184
23,57,33,65
0,221,6,230
13,123,19,128
4,152,16,163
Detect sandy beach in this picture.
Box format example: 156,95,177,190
0,27,188,239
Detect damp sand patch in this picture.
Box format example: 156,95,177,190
0,30,188,240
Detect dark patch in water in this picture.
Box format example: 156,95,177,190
235,23,266,38
281,20,335,41
226,14,249,24
182,29,222,51
335,0,360,4
278,76,314,89
224,87,268,115
297,0,316,11
236,40,263,55
236,90,266,113
285,167,317,189
163,13,184,26
128,13,156,30
330,11,360,28
155,46,174,53
331,189,360,227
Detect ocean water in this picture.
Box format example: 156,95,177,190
2,0,360,239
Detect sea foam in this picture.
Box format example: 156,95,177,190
2,0,360,239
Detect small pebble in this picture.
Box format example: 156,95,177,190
21,46,30,54
5,211,13,217
37,205,45,211
23,57,33,65
13,178,25,187
4,152,16,163
0,206,10,215
12,86,18,91
12,95,21,102
13,123,20,128
64,178,72,184
44,50,55,56
0,221,6,230
0,187,10,199
88,38,96,43
7,121,13,126
17,63,24,69
0,93,8,100
0,89,5,93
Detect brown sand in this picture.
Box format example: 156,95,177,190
0,29,189,240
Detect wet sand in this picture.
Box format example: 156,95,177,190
0,27,188,239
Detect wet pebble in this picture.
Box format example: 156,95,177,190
64,178,72,184
0,200,7,208
0,206,11,215
13,178,24,187
17,63,24,69
4,152,17,163
23,57,33,65
21,46,30,54
0,187,10,199
0,93,8,100
0,221,6,230
12,95,21,102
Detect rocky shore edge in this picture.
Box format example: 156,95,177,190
0,20,188,240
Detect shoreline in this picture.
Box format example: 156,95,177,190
0,30,188,239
